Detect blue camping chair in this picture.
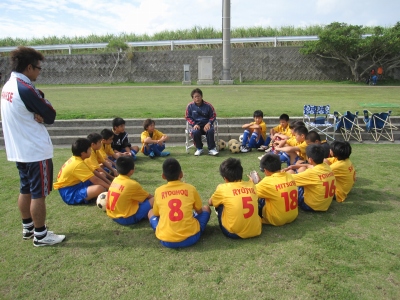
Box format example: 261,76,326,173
303,105,335,142
363,110,397,142
334,111,363,142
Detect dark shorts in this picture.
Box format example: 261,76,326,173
58,180,92,205
149,211,210,248
17,159,53,199
113,199,152,225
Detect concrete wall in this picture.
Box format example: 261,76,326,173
0,47,398,84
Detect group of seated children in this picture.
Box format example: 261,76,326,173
53,117,170,205
53,114,356,249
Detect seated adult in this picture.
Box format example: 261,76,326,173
185,88,219,156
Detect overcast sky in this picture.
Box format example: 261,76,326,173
0,0,399,40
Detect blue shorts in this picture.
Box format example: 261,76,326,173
17,159,53,199
149,211,210,248
58,181,92,205
113,199,152,225
297,187,315,211
216,205,240,239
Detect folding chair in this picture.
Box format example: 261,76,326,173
334,111,364,142
303,105,335,142
363,110,398,142
185,120,219,153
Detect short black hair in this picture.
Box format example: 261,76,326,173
100,128,114,140
306,144,325,164
321,142,331,158
253,110,263,118
330,141,352,160
116,156,135,175
72,138,91,156
305,131,321,143
294,126,308,136
289,120,305,129
143,119,155,130
219,158,243,182
87,133,102,144
191,88,203,98
260,154,281,173
112,117,125,129
10,46,44,73
279,114,290,122
163,158,182,181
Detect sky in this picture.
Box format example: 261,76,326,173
0,0,399,40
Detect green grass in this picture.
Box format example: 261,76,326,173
37,83,400,119
0,144,399,299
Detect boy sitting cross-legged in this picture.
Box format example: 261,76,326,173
209,158,262,239
140,118,170,158
54,138,109,205
251,154,298,226
99,128,119,165
292,144,336,212
148,158,211,248
274,125,308,166
106,156,154,225
240,110,267,153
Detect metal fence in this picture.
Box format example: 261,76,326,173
0,36,323,54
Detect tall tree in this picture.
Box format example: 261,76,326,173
301,22,400,82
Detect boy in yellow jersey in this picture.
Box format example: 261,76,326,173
324,141,355,202
148,158,211,248
259,113,291,151
253,154,298,226
140,119,170,158
106,156,154,225
292,144,336,211
54,138,109,205
209,158,261,239
84,133,114,184
240,110,267,153
275,126,308,166
100,128,119,165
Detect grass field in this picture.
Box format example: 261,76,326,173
1,144,400,300
37,82,400,119
1,83,400,299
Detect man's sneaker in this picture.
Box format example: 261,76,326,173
240,146,252,153
23,228,34,240
194,148,203,156
149,151,155,158
208,148,219,156
160,151,170,157
33,231,66,247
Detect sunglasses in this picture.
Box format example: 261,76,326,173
32,65,42,70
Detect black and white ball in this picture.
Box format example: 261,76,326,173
96,192,108,212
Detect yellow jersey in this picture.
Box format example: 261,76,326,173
256,172,298,226
54,156,94,189
292,163,336,211
140,129,165,153
153,180,203,243
106,175,150,218
329,159,355,202
273,124,291,137
210,181,261,238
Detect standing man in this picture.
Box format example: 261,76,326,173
1,47,65,247
185,88,219,156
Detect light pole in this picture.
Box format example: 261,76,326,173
219,0,234,85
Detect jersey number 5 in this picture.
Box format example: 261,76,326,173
242,197,254,219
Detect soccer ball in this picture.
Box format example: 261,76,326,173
96,192,108,212
228,139,239,147
218,139,226,150
239,134,244,143
229,142,241,153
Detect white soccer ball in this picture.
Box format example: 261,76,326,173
228,139,239,147
239,134,244,143
218,139,226,150
229,142,241,153
96,192,108,212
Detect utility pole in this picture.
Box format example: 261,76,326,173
219,0,234,85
